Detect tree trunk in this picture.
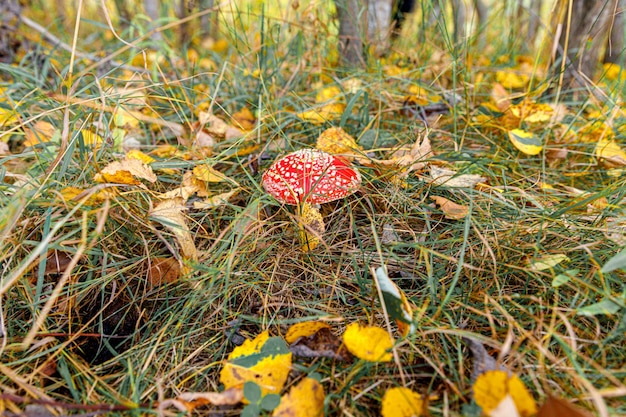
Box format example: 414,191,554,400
0,0,21,63
367,0,394,55
526,0,543,46
336,0,366,66
144,0,163,42
558,0,618,89
604,0,625,64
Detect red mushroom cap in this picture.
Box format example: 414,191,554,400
262,149,361,205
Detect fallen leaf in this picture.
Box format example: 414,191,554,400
473,370,537,417
297,103,345,124
529,254,570,271
342,323,393,362
285,321,331,344
232,107,256,130
496,70,529,89
315,85,342,103
23,120,57,147
431,196,469,220
490,395,521,417
220,331,292,395
464,338,507,382
316,127,362,156
595,138,626,166
387,135,432,173
381,387,424,417
374,266,415,337
150,198,198,263
193,189,238,209
193,164,230,183
146,257,181,286
95,158,158,184
508,129,543,155
428,166,486,188
272,378,325,417
162,388,244,412
537,396,593,417
80,130,104,146
126,149,155,165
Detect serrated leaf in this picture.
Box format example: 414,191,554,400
375,266,415,336
577,299,622,316
508,129,543,155
601,248,626,273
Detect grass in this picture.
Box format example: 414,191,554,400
1,0,625,416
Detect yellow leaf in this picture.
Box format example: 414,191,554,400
193,189,238,209
193,164,229,183
595,138,626,166
342,323,393,362
381,387,424,417
496,70,529,89
219,331,292,396
510,100,553,123
299,203,325,252
95,158,158,184
316,127,362,156
272,378,324,417
150,198,198,263
59,186,110,205
80,130,104,146
23,121,57,147
126,149,155,165
431,196,469,220
232,107,256,131
0,107,18,126
315,85,342,103
374,267,415,337
473,370,537,417
285,321,331,344
297,103,345,124
508,129,543,155
603,63,623,81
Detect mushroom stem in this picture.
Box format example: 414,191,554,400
298,202,325,252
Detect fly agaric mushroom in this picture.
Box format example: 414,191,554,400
262,149,361,206
262,149,361,251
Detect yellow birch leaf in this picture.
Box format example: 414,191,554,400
219,331,292,396
496,70,529,89
297,103,345,125
150,198,198,263
595,138,626,166
315,85,342,103
232,107,256,131
80,130,104,146
508,129,543,155
342,323,393,362
126,149,155,165
473,370,537,417
603,63,623,81
272,377,325,417
193,164,230,183
94,158,158,184
299,203,325,252
431,196,469,220
0,107,18,126
285,321,331,344
316,127,361,155
381,387,424,417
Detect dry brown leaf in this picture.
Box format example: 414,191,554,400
491,83,513,111
198,111,244,139
431,196,469,220
193,189,238,209
146,257,181,286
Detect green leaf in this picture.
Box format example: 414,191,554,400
552,269,579,288
601,248,626,273
260,393,281,411
241,403,260,417
577,299,622,316
243,381,262,404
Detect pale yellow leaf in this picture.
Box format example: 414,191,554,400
530,254,569,271
95,158,157,184
272,378,325,417
595,138,626,166
150,198,198,262
193,189,238,209
429,166,486,188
